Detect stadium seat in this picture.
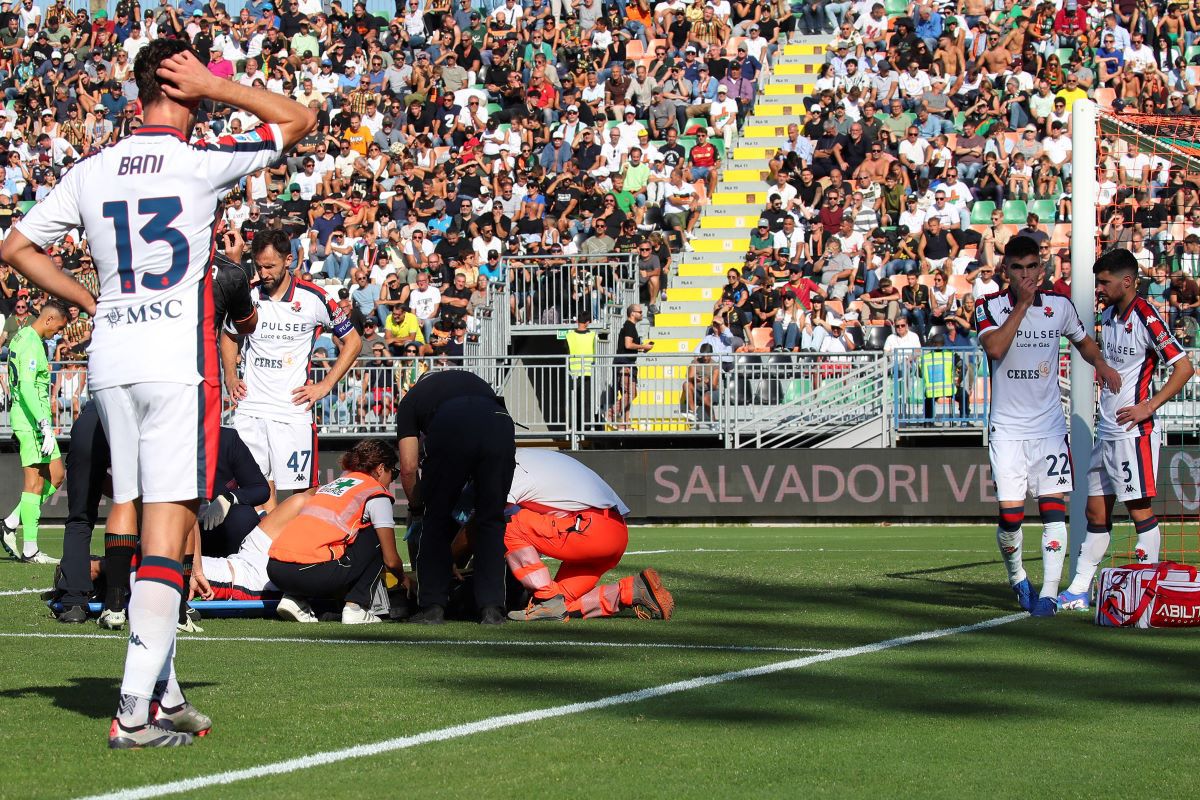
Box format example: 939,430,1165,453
1186,45,1200,62
1030,198,1057,221
889,274,911,289
626,40,645,60
863,324,891,351
925,323,949,343
970,200,996,225
948,274,971,296
750,328,774,351
885,0,908,15
1002,200,1028,224
17,200,34,214
1055,47,1074,64
825,299,844,316
917,274,936,289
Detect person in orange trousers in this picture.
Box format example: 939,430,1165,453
504,449,674,622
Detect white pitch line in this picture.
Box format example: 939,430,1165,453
77,612,1027,800
625,548,992,555
0,631,831,655
0,587,50,597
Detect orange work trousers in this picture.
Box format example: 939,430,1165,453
504,505,633,617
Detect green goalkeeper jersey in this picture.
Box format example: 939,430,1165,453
7,325,51,433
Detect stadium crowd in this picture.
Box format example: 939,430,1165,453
0,0,1197,425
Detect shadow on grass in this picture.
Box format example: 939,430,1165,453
0,678,217,719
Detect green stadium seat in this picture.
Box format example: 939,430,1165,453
17,200,34,214
885,0,908,15
1187,45,1200,62
486,103,501,115
1055,48,1074,64
970,200,996,225
1030,198,1057,221
1002,199,1028,224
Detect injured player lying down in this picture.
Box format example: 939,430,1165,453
200,438,404,625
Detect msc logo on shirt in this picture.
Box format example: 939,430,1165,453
104,299,184,328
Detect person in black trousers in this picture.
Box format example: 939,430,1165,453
396,370,516,625
55,401,138,625
196,427,271,557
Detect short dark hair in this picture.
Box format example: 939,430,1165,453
1003,235,1040,262
134,38,197,110
250,229,292,260
41,299,70,319
1093,247,1139,279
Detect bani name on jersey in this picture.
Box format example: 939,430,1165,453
14,124,284,391
975,290,1087,440
233,278,354,423
1096,296,1185,440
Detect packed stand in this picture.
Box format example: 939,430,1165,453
0,0,805,429
719,0,1200,360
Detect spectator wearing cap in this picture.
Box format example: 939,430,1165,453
538,129,573,173
709,84,739,152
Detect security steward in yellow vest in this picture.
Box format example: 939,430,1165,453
565,309,597,425
919,333,957,420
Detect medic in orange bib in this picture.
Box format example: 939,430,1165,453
503,449,674,622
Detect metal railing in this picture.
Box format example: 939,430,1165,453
891,348,992,432
496,253,638,335
14,348,1200,447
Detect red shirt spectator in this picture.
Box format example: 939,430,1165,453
690,140,717,169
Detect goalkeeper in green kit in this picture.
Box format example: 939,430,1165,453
0,299,70,564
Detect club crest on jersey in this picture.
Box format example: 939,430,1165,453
105,308,123,327
1126,321,1134,333
1043,306,1054,318
291,300,302,312
1045,540,1062,552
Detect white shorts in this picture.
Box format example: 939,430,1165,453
989,434,1073,503
234,413,318,491
93,381,220,504
202,528,275,598
1087,431,1161,503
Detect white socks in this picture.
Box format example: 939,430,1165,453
117,557,183,728
1066,524,1111,595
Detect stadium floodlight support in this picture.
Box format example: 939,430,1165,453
1068,98,1098,577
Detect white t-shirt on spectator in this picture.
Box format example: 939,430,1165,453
1042,134,1071,167
855,13,887,40
898,137,929,167
898,208,926,233
312,152,336,181
768,183,797,207
224,202,250,231
972,277,1000,299
663,183,694,216
292,170,321,200
403,238,436,261
883,330,921,353
473,233,503,262
1126,44,1156,73
409,285,441,321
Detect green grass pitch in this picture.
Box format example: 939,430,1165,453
1,525,1198,799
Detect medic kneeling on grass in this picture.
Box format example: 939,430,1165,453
504,449,674,622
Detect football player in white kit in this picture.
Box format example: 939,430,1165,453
0,39,316,748
222,228,361,511
975,236,1121,617
1058,249,1194,610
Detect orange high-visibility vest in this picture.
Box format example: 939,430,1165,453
268,471,394,564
